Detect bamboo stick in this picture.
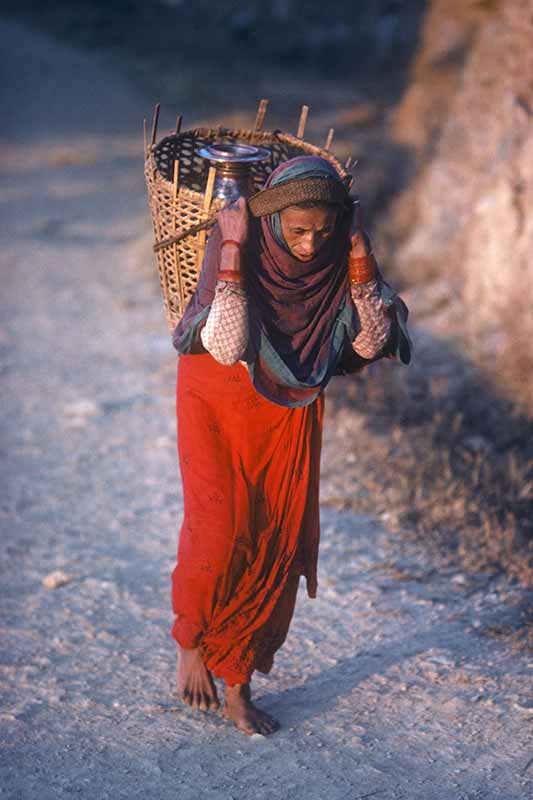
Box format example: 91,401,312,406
297,105,309,139
196,166,216,270
204,166,216,214
175,114,182,135
150,168,170,322
325,127,334,151
150,102,160,147
173,159,180,198
253,98,269,133
153,216,217,253
172,158,184,306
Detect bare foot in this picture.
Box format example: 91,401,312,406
176,646,219,712
224,683,279,735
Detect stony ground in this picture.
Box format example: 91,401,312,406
1,20,531,800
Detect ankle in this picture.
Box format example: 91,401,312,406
226,683,251,702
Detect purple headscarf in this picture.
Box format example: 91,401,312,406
245,156,353,405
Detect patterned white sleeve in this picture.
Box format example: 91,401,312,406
200,280,249,365
350,278,392,359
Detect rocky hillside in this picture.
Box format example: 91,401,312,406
385,0,533,408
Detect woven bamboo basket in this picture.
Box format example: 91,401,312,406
144,101,353,331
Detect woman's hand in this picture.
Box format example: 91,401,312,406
217,196,249,246
217,197,248,277
348,201,376,284
349,200,372,259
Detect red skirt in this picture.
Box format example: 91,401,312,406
171,354,324,685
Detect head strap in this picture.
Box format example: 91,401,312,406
248,176,351,217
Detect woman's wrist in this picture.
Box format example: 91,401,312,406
348,253,376,284
350,276,379,300
218,269,243,284
219,239,242,277
221,239,242,251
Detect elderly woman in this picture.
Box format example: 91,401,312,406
171,155,411,736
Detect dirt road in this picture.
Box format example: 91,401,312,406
1,19,531,800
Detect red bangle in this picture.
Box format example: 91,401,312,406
217,269,243,283
348,253,376,284
221,239,241,251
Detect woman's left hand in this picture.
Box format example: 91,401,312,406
349,201,372,259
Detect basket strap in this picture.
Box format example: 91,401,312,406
153,216,217,253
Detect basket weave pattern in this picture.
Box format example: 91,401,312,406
144,126,350,331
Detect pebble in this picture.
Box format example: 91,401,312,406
512,703,533,715
63,399,99,417
451,574,467,585
42,570,71,589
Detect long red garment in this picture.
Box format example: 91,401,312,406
171,353,324,686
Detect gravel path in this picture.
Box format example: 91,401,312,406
1,20,531,800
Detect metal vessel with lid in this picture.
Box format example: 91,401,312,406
198,142,271,203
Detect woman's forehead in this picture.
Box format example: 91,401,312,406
280,205,338,228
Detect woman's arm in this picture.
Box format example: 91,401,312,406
347,217,392,360
200,278,249,365
200,198,250,365
350,276,392,359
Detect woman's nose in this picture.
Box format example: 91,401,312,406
301,234,317,254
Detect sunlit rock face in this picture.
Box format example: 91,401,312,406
387,0,533,394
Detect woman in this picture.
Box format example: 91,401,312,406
171,155,411,736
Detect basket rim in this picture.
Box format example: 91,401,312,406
145,126,351,190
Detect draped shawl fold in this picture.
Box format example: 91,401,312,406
173,156,411,407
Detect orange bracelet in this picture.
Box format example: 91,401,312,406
218,269,243,284
221,239,241,251
348,254,376,284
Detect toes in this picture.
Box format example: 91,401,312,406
208,680,220,709
239,719,261,736
224,707,260,736
181,679,219,712
184,685,200,709
192,687,219,712
223,701,280,735
235,712,279,736
198,684,220,712
177,650,219,714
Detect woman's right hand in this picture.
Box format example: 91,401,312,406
217,196,249,246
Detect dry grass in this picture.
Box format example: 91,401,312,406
488,284,533,417
325,335,533,587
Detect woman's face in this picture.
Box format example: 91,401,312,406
279,205,338,262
